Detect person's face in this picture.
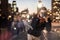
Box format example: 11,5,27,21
14,18,17,21
17,16,21,21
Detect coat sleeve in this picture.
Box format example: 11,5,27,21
23,21,33,32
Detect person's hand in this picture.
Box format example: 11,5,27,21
45,18,48,22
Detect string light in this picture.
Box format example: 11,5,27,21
55,2,58,4
53,6,57,9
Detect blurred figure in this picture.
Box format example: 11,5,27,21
16,14,25,34
22,17,33,40
45,15,52,32
22,17,33,32
27,14,40,40
11,15,18,34
28,14,46,40
38,16,46,32
11,14,25,35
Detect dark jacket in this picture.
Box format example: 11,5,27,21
28,16,45,37
45,17,52,32
31,16,39,29
11,20,25,34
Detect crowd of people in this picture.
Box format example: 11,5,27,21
9,7,52,40
27,13,52,40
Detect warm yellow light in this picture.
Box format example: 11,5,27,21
57,14,59,16
56,12,58,14
55,2,58,4
28,20,30,22
14,5,16,8
14,8,16,12
57,31,60,33
43,30,47,33
47,13,50,14
22,14,25,17
53,6,57,9
8,15,11,20
55,0,59,1
53,2,58,5
23,12,27,13
56,17,59,19
54,29,56,32
8,15,11,18
50,14,52,16
27,15,30,19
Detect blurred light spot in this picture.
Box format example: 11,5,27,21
22,14,25,17
57,31,60,33
14,27,16,30
43,30,47,33
54,29,56,31
27,15,30,19
8,15,11,18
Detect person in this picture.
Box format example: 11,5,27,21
27,14,46,40
45,15,52,32
11,15,18,34
27,14,40,40
11,14,25,35
38,16,46,32
16,15,26,34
